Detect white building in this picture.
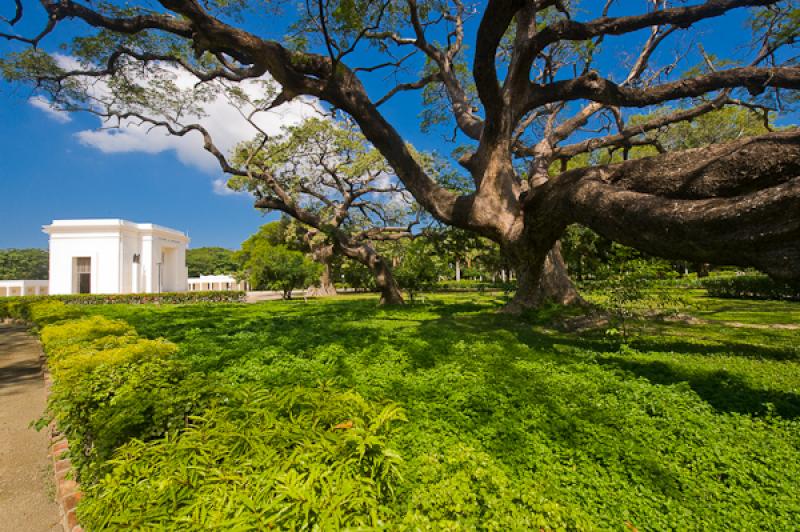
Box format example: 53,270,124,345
0,279,49,297
188,274,249,292
43,219,189,295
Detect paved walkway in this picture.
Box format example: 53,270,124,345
0,325,61,532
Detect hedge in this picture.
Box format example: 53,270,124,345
434,280,514,292
0,290,245,309
702,275,800,301
20,298,405,530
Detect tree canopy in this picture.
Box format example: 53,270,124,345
0,248,49,280
237,223,321,298
2,0,798,311
229,117,421,304
186,247,238,277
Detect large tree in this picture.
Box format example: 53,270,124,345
229,117,421,304
2,0,799,311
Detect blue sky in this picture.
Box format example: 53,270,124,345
0,91,271,249
0,2,791,250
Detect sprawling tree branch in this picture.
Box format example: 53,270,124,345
524,66,800,112
4,0,799,311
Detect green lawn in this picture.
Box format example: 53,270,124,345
75,292,800,530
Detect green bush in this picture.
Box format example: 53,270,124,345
26,300,81,325
436,279,514,292
38,311,409,530
78,385,405,530
702,275,800,301
0,298,79,325
0,290,245,308
39,316,192,481
40,315,135,355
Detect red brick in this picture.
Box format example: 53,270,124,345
58,479,78,499
64,509,79,530
62,490,82,511
55,458,71,474
51,440,69,457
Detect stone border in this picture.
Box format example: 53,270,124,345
44,364,84,532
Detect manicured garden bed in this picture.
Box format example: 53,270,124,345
20,293,800,529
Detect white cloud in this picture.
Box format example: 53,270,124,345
75,83,320,175
212,178,250,197
36,55,323,192
29,96,72,123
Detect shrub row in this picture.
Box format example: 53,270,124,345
22,300,406,529
435,280,514,292
79,386,406,530
702,275,800,301
38,313,189,482
0,290,245,309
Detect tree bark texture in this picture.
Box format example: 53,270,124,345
503,242,584,313
338,242,404,305
306,243,338,298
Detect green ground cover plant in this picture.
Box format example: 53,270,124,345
57,291,799,530
14,289,800,529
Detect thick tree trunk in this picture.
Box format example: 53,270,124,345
369,254,405,305
338,242,404,305
502,242,583,314
306,246,338,297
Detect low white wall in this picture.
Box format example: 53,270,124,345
0,280,49,297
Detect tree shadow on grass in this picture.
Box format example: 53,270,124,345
599,357,800,419
83,298,800,503
628,337,799,361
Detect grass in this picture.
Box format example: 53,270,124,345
79,291,800,529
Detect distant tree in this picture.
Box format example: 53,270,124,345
229,117,421,305
427,228,483,282
237,232,320,299
393,239,446,302
337,258,375,292
186,247,238,277
0,249,49,280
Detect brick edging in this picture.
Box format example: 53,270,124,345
43,365,84,532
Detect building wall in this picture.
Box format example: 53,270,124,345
187,275,248,292
141,237,187,293
119,231,142,294
0,280,49,297
44,220,189,295
47,233,121,295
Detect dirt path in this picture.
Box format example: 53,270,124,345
0,325,61,532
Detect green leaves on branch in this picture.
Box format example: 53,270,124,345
393,238,447,300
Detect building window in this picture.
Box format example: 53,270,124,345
75,257,91,294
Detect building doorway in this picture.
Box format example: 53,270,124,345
74,257,91,294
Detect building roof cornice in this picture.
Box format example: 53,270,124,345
42,219,189,243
